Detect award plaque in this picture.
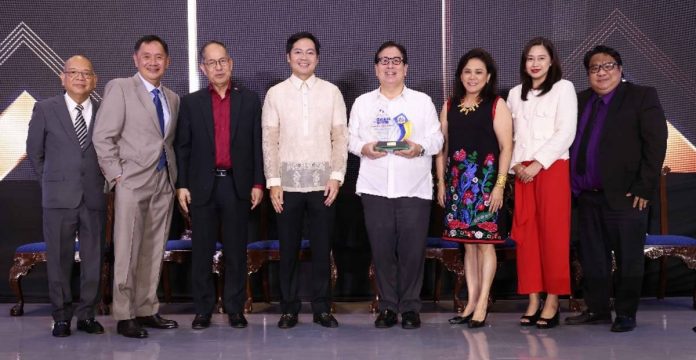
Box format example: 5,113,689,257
371,111,412,152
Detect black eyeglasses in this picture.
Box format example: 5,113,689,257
589,62,618,74
377,57,403,65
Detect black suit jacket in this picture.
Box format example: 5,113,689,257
577,81,667,209
26,94,106,210
175,85,264,205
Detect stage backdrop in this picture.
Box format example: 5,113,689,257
1,0,695,301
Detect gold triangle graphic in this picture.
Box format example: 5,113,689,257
665,121,696,173
0,91,36,180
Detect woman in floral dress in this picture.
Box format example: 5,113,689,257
436,48,513,328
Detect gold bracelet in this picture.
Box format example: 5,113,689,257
494,175,507,187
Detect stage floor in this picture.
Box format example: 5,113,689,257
2,298,695,360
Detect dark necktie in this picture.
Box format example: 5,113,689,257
74,104,87,149
152,88,167,171
575,97,602,175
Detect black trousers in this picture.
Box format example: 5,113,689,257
191,175,249,315
277,191,335,314
44,203,105,322
576,191,647,317
361,194,431,313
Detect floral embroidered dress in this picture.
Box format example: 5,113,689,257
443,97,506,243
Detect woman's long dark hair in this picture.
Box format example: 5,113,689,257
520,37,562,101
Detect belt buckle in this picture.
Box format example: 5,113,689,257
214,169,228,177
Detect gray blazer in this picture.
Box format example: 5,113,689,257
92,74,180,190
26,94,106,210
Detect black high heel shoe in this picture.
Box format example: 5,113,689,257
520,306,543,327
468,312,488,328
536,310,560,329
448,313,473,325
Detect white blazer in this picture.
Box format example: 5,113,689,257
507,79,577,170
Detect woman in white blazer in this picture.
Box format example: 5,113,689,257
507,37,577,329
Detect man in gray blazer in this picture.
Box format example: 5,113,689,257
26,55,106,337
92,35,180,338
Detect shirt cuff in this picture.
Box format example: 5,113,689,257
330,172,345,184
253,184,264,190
533,156,552,170
266,177,281,188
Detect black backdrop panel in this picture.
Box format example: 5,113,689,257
197,1,442,108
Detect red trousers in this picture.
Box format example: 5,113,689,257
512,160,571,295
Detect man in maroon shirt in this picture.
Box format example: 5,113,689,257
175,40,264,329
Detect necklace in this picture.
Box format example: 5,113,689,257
458,97,481,115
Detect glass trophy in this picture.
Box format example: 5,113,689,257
372,110,411,152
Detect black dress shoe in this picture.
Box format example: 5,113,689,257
277,313,298,329
448,313,473,325
76,318,104,334
374,309,398,328
565,310,612,325
536,311,560,329
228,313,248,328
117,319,148,338
520,306,542,326
401,311,421,329
313,312,339,328
136,314,178,329
192,314,211,329
610,316,636,332
52,320,71,337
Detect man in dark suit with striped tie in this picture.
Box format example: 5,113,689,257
26,55,107,337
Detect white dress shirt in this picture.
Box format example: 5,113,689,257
349,86,443,200
507,79,577,170
64,93,93,129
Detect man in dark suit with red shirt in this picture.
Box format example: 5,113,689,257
175,40,264,329
565,45,667,332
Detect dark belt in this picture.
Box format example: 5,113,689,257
581,188,603,193
214,168,232,177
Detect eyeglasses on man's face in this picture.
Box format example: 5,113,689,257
203,57,231,69
377,56,404,66
64,70,95,79
588,62,618,74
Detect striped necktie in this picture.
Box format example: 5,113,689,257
74,104,87,149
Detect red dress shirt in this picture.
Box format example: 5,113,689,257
209,83,263,190
210,83,232,169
